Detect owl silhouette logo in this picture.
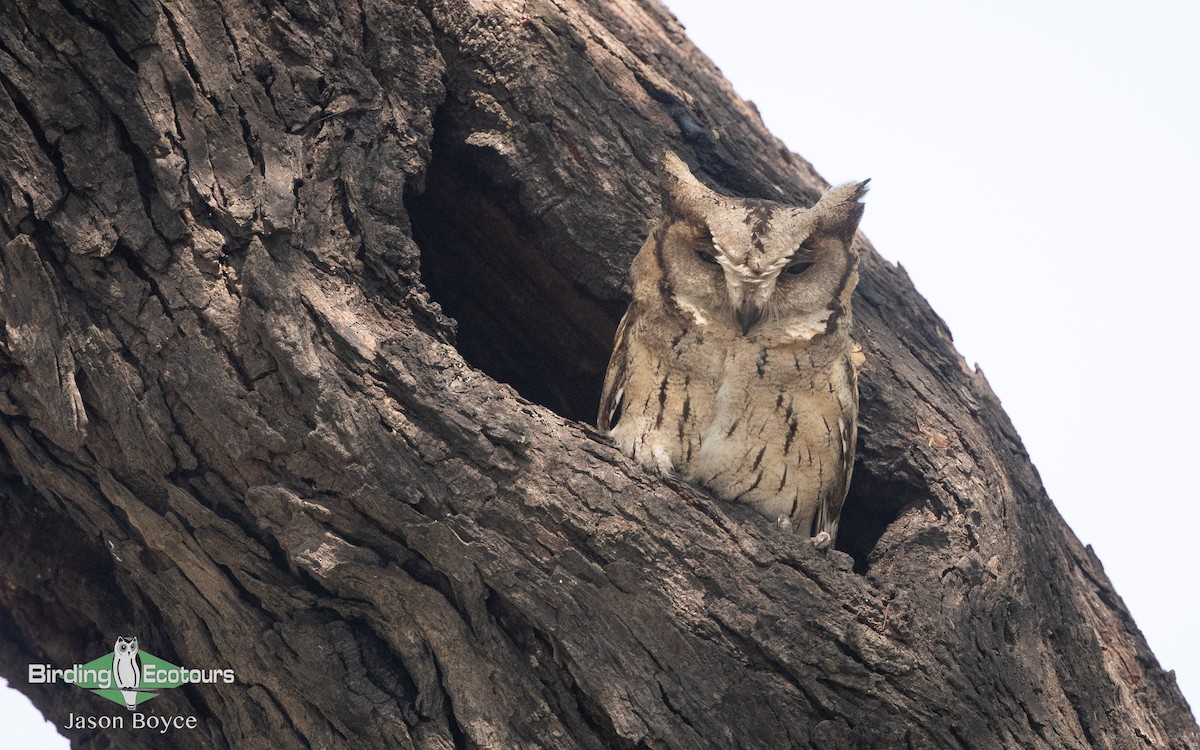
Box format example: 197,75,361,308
112,636,141,710
26,635,236,709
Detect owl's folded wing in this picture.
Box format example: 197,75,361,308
597,304,637,431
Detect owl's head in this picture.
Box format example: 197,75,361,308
114,636,139,656
653,152,867,339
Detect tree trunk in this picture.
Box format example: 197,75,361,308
0,0,1194,748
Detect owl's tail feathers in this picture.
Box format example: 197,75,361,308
121,690,138,710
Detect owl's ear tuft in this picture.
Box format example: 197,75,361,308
658,151,715,219
813,179,869,242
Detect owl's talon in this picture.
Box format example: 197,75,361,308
775,514,793,532
650,445,676,477
810,531,832,550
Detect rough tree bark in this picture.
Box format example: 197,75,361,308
0,0,1194,748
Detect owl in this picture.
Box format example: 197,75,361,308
598,152,868,548
112,636,141,710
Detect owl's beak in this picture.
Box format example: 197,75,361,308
735,302,764,335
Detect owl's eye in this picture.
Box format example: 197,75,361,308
695,250,720,266
783,261,814,276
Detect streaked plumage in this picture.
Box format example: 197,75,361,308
599,153,868,546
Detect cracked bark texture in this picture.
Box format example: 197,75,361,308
0,0,1195,748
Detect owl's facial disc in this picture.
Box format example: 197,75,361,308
693,230,774,336
712,230,808,336
706,234,769,335
676,191,859,337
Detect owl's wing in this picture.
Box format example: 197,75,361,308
818,354,860,541
597,304,637,431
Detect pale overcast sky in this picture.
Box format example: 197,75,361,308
2,0,1196,744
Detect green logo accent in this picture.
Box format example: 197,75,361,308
29,636,233,713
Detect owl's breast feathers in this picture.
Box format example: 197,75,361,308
691,340,859,538
600,304,859,539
